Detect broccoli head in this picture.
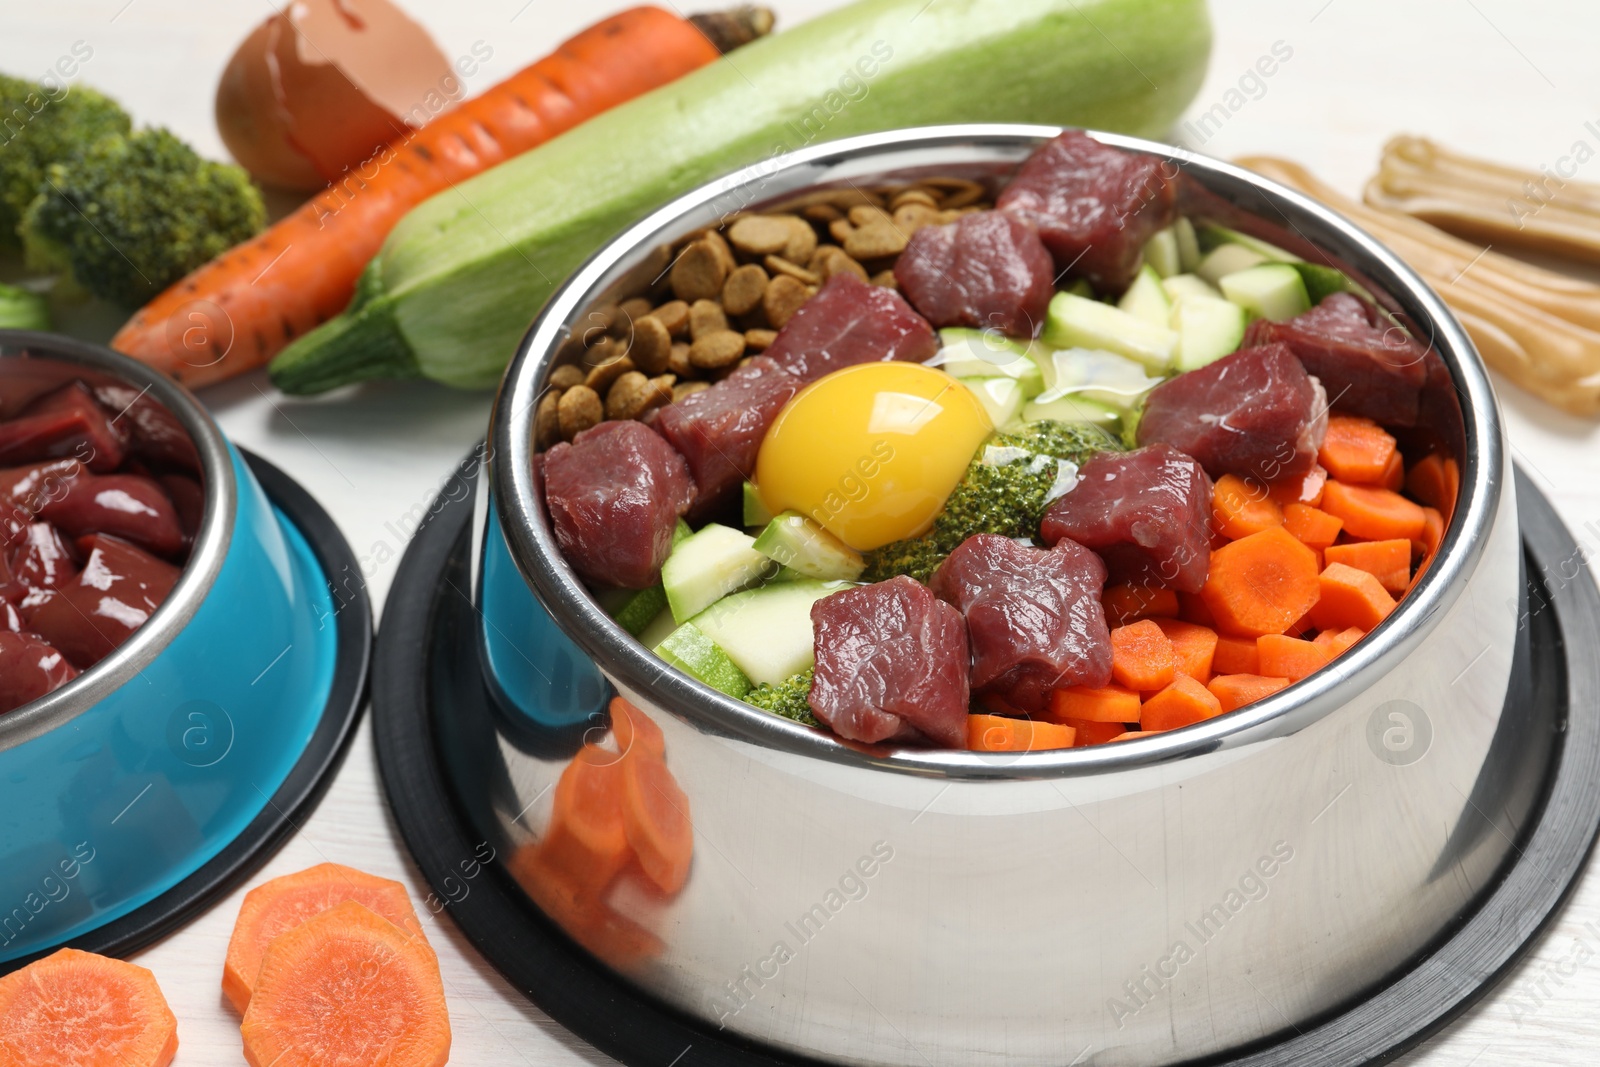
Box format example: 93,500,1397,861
862,420,1119,583
21,127,264,306
0,282,50,330
744,668,819,727
0,75,130,247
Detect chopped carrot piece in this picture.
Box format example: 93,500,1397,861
1256,633,1330,682
1406,453,1460,520
1309,562,1398,632
1213,632,1260,674
1313,626,1365,659
1267,466,1326,507
1108,730,1157,741
610,696,665,760
1101,584,1180,626
241,901,451,1067
1282,502,1343,552
967,714,1076,751
1048,684,1141,724
1318,415,1397,484
0,948,178,1067
1140,674,1223,731
1200,526,1323,637
1320,481,1427,541
1417,506,1445,558
223,863,425,1014
1207,673,1291,713
620,751,694,895
1152,618,1218,684
1110,619,1178,691
1380,449,1405,491
534,745,634,906
1325,539,1411,595
1056,718,1131,746
1178,590,1216,627
1213,473,1285,540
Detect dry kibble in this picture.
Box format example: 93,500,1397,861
557,385,602,440
848,204,892,228
583,335,622,368
891,188,939,211
548,364,585,390
702,228,738,275
844,221,908,260
893,202,940,235
688,298,729,340
810,245,868,282
781,216,818,263
535,390,562,450
802,203,842,223
689,329,747,369
668,342,692,376
764,274,813,328
673,380,711,401
764,255,820,285
828,218,855,244
721,263,769,316
870,270,899,289
613,297,653,334
626,314,673,374
727,215,796,257
649,299,690,338
669,239,727,302
585,354,635,393
939,181,986,209
745,328,778,351
606,371,676,420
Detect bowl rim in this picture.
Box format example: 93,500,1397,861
491,123,1503,780
0,331,235,751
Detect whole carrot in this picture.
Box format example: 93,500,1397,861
111,6,768,386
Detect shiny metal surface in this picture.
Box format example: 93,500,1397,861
479,127,1525,1065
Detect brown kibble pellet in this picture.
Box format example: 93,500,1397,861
870,270,899,289
670,239,727,302
627,314,672,374
745,328,778,351
764,255,820,286
810,245,868,282
764,274,813,329
557,385,602,440
583,335,622,368
782,216,818,264
802,203,842,223
673,380,711,402
828,218,855,244
649,299,690,338
891,188,939,211
939,182,986,209
893,202,940,235
847,204,892,228
535,390,562,450
702,228,738,275
689,298,729,340
844,222,908,260
721,263,769,316
727,215,796,257
585,354,635,393
669,341,692,376
548,364,585,390
689,329,747,369
606,371,676,420
613,297,653,335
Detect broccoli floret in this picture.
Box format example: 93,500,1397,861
0,283,50,330
0,75,130,247
21,127,264,306
745,668,819,727
863,420,1119,583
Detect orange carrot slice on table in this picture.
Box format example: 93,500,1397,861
1406,453,1460,520
1320,482,1427,542
1110,619,1178,691
1212,632,1260,674
1048,684,1141,724
1317,415,1397,484
1309,562,1398,632
1200,526,1322,637
1212,474,1285,540
1152,618,1218,684
1101,584,1179,626
0,948,177,1067
620,750,694,895
1140,674,1223,731
1282,502,1343,552
1256,633,1330,682
240,901,450,1067
223,862,425,1014
968,714,1076,751
1325,539,1412,595
1207,673,1291,713
1313,626,1365,659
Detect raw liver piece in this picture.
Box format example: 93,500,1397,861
0,630,79,714
931,533,1112,713
1041,444,1214,594
39,472,187,557
25,533,181,669
0,381,128,472
997,129,1177,293
93,382,201,472
1244,293,1429,426
0,459,83,546
8,522,77,604
761,273,939,384
542,419,694,590
809,575,970,748
652,355,801,515
1137,344,1328,485
893,211,1056,337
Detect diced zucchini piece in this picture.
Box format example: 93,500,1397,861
638,607,678,650
691,579,850,685
742,483,773,527
1143,227,1181,278
1022,393,1122,432
1219,263,1311,323
1161,273,1223,304
1171,296,1248,372
661,523,772,623
1037,348,1164,409
958,376,1026,428
1196,243,1267,287
936,328,1045,397
1062,278,1095,298
1042,293,1177,371
1291,262,1369,304
674,519,692,543
598,585,669,636
1197,223,1302,262
655,623,752,698
1174,216,1202,272
752,511,865,582
1117,265,1172,327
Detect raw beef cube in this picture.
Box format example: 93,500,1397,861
894,210,1056,337
762,273,939,384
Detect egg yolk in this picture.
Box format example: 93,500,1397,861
755,362,993,551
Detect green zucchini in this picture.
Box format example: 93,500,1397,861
269,0,1212,394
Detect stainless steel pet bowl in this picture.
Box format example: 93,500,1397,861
477,125,1522,1066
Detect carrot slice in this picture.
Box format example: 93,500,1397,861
1282,502,1343,552
223,863,425,1014
1325,539,1412,594
1266,466,1326,508
1309,562,1398,632
1417,506,1445,559
1318,415,1398,484
1178,590,1217,627
0,948,177,1067
1406,453,1460,519
1048,684,1141,724
1109,730,1157,741
1110,619,1178,691
1212,474,1285,540
620,751,694,895
1101,584,1180,626
1152,618,1218,684
530,744,635,916
1207,674,1291,713
1320,481,1427,541
1200,526,1322,637
1380,449,1405,491
241,901,450,1067
1313,626,1366,659
1212,632,1260,675
967,714,1076,751
1139,674,1223,731
1056,718,1130,746
1256,633,1330,682
610,696,665,760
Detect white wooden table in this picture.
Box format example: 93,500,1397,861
4,1,1598,1062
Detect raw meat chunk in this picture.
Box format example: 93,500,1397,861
25,533,181,669
0,381,128,472
761,273,939,384
894,210,1055,337
0,630,79,713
